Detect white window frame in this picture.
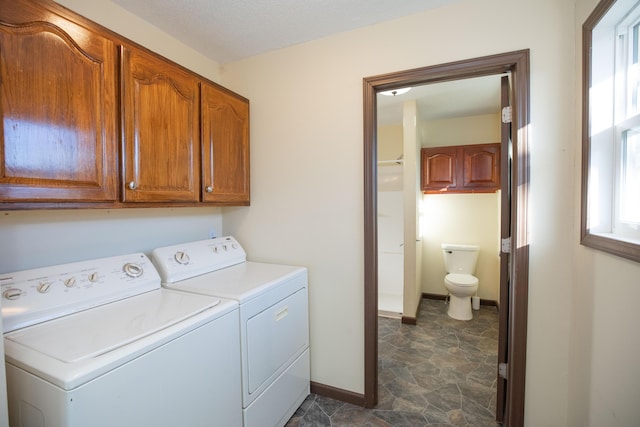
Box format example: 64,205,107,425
582,0,640,262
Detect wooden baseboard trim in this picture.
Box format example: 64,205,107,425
422,292,447,301
401,316,416,325
421,292,499,310
401,294,423,324
310,381,365,406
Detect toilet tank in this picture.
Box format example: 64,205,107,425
441,243,480,274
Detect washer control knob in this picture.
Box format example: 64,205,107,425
212,246,219,254
123,263,143,278
37,281,51,293
174,251,190,265
88,272,99,283
3,288,21,300
64,277,77,288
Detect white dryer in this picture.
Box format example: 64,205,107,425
1,253,242,427
151,236,310,427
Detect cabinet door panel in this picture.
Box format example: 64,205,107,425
421,146,457,192
0,5,117,202
462,144,500,189
121,47,200,202
201,83,249,204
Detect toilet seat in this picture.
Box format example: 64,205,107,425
445,273,478,287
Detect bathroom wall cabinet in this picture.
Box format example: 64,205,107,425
421,143,501,194
0,0,250,210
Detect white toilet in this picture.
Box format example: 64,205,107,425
441,243,480,321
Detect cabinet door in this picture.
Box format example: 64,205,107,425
121,46,200,203
201,83,250,204
462,144,500,190
420,146,458,192
0,1,118,203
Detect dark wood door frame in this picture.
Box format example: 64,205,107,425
363,49,530,426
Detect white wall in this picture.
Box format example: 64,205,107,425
221,0,576,423
0,208,223,272
570,0,640,426
422,193,501,302
422,113,501,146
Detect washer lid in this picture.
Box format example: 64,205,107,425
445,273,478,286
4,289,236,390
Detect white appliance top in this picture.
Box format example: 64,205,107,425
151,236,247,283
152,236,307,303
1,253,161,333
6,289,220,363
2,252,239,390
163,261,306,303
5,289,236,390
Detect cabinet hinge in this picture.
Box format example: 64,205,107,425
499,362,508,379
501,106,512,123
501,237,511,254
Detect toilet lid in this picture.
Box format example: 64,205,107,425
445,273,478,286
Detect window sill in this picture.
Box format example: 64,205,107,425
581,231,640,263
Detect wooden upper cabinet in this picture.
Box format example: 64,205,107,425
201,83,250,204
121,46,201,203
0,0,118,203
420,146,458,192
421,143,500,194
461,144,500,190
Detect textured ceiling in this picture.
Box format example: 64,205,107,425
111,0,461,64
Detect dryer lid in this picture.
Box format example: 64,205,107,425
445,273,478,286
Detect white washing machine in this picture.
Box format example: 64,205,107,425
151,236,310,427
1,253,242,427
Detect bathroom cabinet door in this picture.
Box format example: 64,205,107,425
461,144,501,190
420,146,459,192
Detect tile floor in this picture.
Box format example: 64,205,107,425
285,298,501,426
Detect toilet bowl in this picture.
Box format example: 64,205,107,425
441,243,480,321
444,273,478,320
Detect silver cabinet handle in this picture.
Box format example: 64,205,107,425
205,186,213,193
128,181,136,190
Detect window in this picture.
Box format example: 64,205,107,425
582,0,640,262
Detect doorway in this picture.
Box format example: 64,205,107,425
363,50,530,426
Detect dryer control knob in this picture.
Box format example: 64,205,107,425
174,251,190,265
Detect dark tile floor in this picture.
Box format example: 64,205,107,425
286,298,501,427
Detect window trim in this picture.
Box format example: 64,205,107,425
582,0,640,263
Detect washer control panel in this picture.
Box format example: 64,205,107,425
0,253,160,333
151,236,247,283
